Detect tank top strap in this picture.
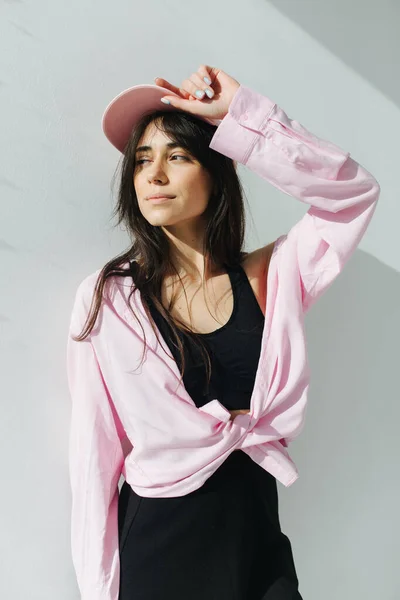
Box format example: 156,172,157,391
222,261,244,282
223,261,264,321
223,261,251,291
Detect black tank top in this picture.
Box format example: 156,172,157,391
135,262,265,411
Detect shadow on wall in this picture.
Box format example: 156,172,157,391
279,248,399,600
267,0,400,108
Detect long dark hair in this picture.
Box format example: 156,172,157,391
72,108,250,387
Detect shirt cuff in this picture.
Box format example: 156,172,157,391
209,84,276,164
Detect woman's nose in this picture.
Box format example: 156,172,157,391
149,174,165,183
148,167,167,183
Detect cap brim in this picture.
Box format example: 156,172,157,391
102,84,221,154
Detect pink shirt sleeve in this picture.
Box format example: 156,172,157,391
67,278,125,600
209,85,380,312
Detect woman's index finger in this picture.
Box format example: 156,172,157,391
154,77,194,100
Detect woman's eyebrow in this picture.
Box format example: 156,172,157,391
135,142,182,154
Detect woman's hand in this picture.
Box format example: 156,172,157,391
154,65,241,122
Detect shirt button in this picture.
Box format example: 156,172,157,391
242,113,248,121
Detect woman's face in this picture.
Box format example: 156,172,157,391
133,121,214,229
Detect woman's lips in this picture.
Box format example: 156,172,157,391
148,196,175,204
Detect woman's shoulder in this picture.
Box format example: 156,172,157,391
74,268,102,299
68,268,102,326
240,240,276,279
75,259,134,295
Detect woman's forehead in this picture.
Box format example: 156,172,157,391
138,123,178,148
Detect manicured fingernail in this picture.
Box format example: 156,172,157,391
161,98,170,104
195,89,205,98
205,88,214,98
203,76,211,85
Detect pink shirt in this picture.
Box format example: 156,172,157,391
67,84,380,599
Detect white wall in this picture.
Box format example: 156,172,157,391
1,0,398,598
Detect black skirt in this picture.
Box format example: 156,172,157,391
118,449,303,600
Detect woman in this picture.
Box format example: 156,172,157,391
67,65,380,599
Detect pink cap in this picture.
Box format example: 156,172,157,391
102,84,222,154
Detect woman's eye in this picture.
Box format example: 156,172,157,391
136,155,187,165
